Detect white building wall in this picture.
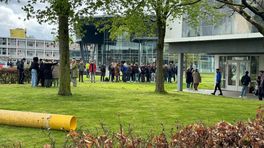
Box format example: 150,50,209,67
165,18,182,42
0,37,60,61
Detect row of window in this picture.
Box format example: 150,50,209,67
0,48,59,58
0,38,57,49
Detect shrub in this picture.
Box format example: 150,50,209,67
59,106,264,148
0,68,31,84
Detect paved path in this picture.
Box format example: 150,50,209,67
183,89,258,100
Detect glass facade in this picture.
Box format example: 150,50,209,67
219,56,259,89
182,7,258,37
82,39,158,66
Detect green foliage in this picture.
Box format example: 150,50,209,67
98,0,222,39
22,0,103,35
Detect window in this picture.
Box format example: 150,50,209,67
27,40,35,48
8,48,16,56
0,38,6,45
9,39,16,46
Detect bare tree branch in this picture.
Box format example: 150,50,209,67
216,0,245,7
242,0,264,20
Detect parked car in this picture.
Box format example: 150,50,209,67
0,61,7,69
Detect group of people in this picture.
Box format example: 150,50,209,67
104,62,157,83
16,57,59,87
185,68,202,91
15,57,264,100
211,68,264,101
96,62,178,83
71,59,97,86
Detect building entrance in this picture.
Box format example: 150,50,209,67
226,60,250,91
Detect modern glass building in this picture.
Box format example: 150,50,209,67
77,19,215,71
77,21,161,66
166,9,264,91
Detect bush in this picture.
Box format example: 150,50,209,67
0,68,31,84
0,68,18,84
60,106,264,148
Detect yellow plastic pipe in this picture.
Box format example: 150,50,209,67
0,110,77,131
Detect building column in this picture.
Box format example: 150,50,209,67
177,53,184,91
215,55,219,69
259,55,264,70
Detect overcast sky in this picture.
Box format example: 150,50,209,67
0,2,55,40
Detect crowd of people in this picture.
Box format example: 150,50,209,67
16,57,59,87
9,57,264,100
95,62,178,83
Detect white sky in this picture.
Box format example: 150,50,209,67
0,2,55,40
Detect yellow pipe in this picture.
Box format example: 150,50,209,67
0,110,77,131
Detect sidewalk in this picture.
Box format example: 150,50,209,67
183,89,258,100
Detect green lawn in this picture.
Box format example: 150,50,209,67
0,73,263,147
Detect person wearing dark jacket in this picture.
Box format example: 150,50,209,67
29,57,39,87
240,71,251,98
38,59,45,87
17,58,26,84
44,60,58,87
146,65,151,82
186,68,193,89
211,68,223,96
100,64,106,81
258,71,264,101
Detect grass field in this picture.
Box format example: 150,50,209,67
0,73,263,147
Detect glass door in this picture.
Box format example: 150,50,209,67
226,61,238,90
238,61,250,90
226,60,250,91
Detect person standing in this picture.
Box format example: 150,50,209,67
258,71,264,101
211,68,223,96
78,59,85,82
240,71,251,98
110,63,115,82
85,62,90,79
44,60,57,88
121,62,128,82
115,63,120,82
168,63,173,83
71,59,78,87
17,58,26,84
100,64,106,82
192,69,201,91
29,57,39,87
52,62,60,87
89,60,96,83
186,68,193,89
38,59,45,87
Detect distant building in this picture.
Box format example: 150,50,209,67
0,37,59,61
0,36,80,62
10,28,27,38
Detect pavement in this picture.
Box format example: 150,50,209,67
183,89,259,100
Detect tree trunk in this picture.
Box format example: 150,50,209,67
155,17,166,93
58,15,72,96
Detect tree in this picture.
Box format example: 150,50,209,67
99,0,218,93
216,0,264,35
23,0,99,96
